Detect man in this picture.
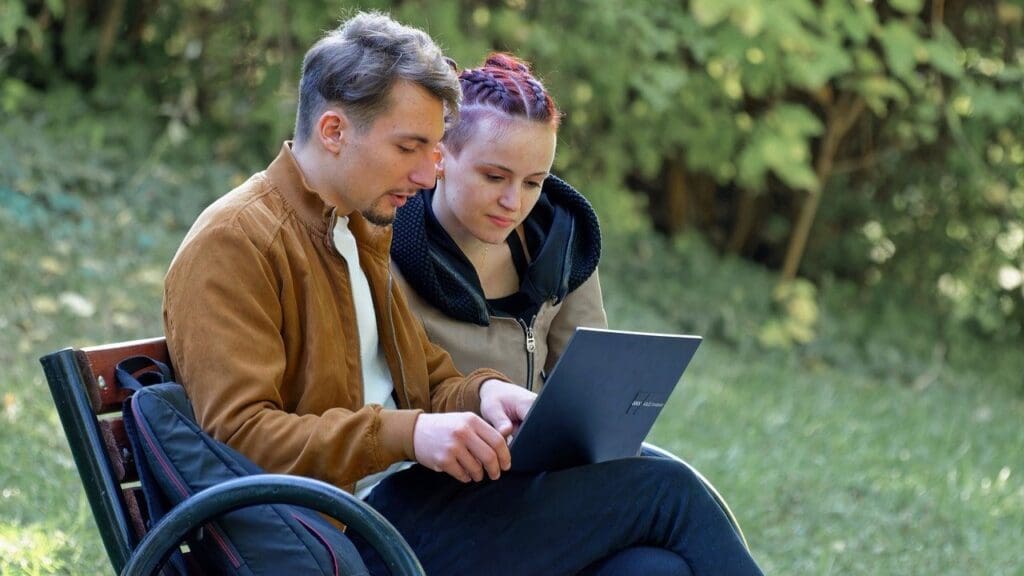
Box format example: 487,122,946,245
164,11,762,576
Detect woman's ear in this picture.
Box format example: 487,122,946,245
316,110,349,155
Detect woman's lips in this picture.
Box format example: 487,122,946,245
487,215,515,228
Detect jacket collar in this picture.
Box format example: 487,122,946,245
266,142,392,260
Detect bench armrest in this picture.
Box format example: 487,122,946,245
121,474,423,576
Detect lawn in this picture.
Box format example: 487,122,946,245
650,343,1023,575
1,207,1021,575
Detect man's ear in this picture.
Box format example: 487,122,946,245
316,110,348,155
434,144,446,174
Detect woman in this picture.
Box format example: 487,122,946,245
391,53,605,392
391,53,759,576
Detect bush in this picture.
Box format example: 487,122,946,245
1,0,1021,343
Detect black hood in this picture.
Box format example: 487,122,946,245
391,174,601,326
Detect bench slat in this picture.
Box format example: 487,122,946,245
122,486,150,542
99,418,138,484
79,337,171,413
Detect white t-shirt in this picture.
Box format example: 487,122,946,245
333,216,413,497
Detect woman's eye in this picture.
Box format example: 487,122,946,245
525,181,542,189
485,174,504,182
398,145,416,154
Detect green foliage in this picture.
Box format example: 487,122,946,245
757,279,819,348
601,227,1024,388
2,184,1021,573
402,0,1020,343
1,4,1022,573
804,6,1024,339
0,0,1020,339
737,105,822,192
601,230,774,350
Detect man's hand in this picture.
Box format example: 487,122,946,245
479,379,536,439
412,412,511,483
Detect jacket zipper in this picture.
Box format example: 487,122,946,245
325,213,367,396
517,315,538,391
325,214,406,407
386,271,410,407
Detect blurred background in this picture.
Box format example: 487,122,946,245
1,1,1021,573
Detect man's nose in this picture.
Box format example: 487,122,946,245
409,152,437,189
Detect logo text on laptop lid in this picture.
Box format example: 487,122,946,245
627,392,667,415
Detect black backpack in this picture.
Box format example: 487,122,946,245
117,356,369,575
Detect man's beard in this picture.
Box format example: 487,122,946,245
362,198,396,226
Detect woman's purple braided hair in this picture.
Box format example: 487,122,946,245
443,52,559,153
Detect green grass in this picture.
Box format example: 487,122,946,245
0,206,172,575
649,343,1023,575
1,202,1022,574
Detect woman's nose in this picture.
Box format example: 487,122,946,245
498,186,520,211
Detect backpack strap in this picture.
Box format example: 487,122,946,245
115,356,173,391
116,356,189,576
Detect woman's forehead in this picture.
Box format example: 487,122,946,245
461,121,557,175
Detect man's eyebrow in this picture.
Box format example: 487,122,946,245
395,133,432,144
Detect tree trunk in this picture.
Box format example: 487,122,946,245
96,0,127,69
727,188,758,255
932,0,946,26
781,94,866,280
664,159,690,234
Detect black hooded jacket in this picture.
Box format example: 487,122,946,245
391,174,601,326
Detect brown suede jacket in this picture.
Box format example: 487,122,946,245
163,143,507,492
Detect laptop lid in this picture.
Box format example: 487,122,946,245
508,327,701,473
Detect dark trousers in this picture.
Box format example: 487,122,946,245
351,457,762,576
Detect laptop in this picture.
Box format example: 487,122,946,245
508,327,702,473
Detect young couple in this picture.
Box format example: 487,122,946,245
163,11,763,575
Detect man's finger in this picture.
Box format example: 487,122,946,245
475,416,512,472
491,429,512,472
465,430,503,480
443,457,471,483
455,447,485,483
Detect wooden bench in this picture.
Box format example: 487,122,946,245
40,337,422,576
41,337,746,574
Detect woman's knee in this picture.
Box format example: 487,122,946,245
581,546,693,576
629,456,707,492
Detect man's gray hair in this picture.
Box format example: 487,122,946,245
294,11,461,142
